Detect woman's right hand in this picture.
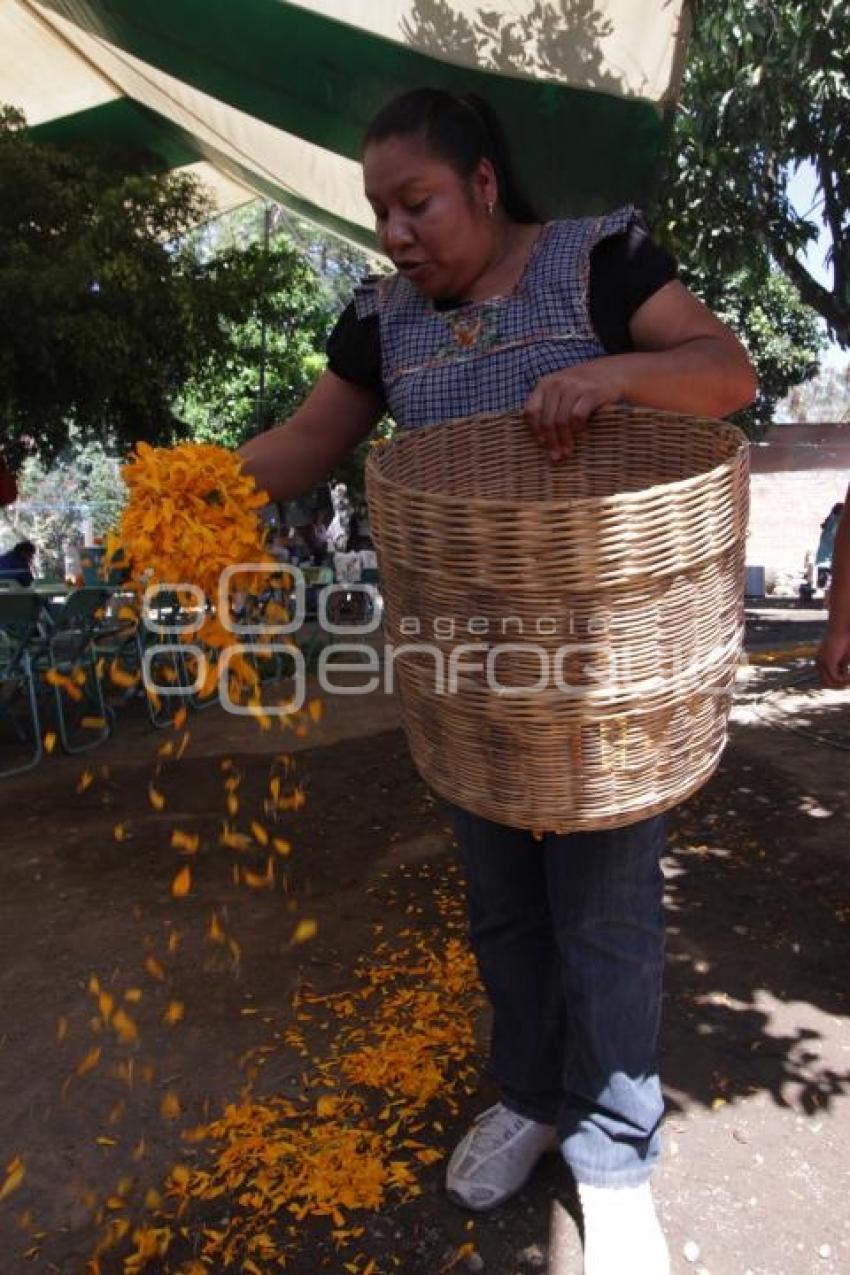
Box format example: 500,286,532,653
523,358,626,460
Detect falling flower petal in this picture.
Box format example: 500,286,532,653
45,668,83,701
207,912,225,944
290,919,318,945
170,830,199,854
76,1046,102,1077
109,661,139,689
0,1157,25,1201
112,1009,138,1045
148,784,166,812
171,865,192,898
161,1091,181,1121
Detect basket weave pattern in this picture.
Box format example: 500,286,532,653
366,407,749,831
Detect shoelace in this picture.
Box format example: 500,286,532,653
468,1106,530,1156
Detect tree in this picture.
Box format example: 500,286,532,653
280,209,378,311
693,269,823,437
655,0,850,348
195,201,376,311
0,107,286,466
776,360,850,423
175,237,331,450
179,201,377,465
9,436,125,577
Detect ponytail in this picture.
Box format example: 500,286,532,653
363,87,539,224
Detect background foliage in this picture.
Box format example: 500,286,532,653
653,0,849,406
0,106,296,467
176,205,375,451
4,436,124,575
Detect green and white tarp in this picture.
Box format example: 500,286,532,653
2,0,691,249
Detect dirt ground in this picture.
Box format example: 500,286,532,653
0,602,848,1275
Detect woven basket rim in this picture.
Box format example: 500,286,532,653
366,406,749,513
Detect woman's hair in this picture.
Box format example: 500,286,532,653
363,87,538,224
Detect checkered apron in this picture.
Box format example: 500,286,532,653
354,208,636,429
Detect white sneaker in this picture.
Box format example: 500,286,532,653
578,1181,670,1275
445,1103,558,1210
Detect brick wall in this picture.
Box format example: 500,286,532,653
748,424,850,576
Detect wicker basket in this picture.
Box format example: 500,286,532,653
365,406,749,832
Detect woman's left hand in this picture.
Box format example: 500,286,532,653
816,631,850,689
523,359,627,460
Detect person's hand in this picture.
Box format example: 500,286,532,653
816,630,850,689
524,359,627,460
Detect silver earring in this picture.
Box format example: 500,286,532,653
486,200,496,217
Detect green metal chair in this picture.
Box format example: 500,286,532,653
182,639,221,712
35,586,112,753
92,592,145,714
80,545,131,587
137,591,214,726
0,591,45,777
295,565,334,671
233,580,293,686
318,566,383,666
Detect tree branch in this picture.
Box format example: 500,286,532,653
769,235,849,348
758,150,848,348
816,148,849,312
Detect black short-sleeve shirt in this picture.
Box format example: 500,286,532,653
326,219,677,394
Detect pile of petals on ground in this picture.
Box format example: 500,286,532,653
85,864,482,1275
10,443,486,1273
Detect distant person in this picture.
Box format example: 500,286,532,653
267,530,293,562
302,511,329,566
327,480,354,552
815,501,844,590
817,490,850,688
0,540,36,586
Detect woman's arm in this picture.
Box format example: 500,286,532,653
622,281,758,416
817,494,850,689
238,370,385,503
525,280,757,459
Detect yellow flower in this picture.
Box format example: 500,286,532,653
112,442,271,600
109,441,276,709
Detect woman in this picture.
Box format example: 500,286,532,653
817,489,850,688
0,539,36,586
241,88,756,1275
815,501,845,593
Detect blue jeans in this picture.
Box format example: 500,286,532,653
452,807,667,1187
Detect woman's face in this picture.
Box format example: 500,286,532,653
362,134,496,300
